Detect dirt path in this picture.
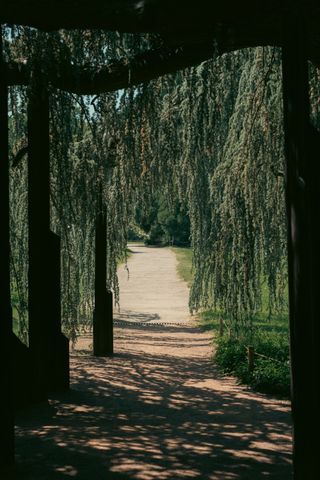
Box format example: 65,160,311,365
14,246,292,479
115,246,192,326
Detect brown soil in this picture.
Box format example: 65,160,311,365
13,246,292,479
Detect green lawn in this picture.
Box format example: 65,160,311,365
171,246,193,286
199,308,289,336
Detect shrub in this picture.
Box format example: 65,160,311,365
251,330,289,362
214,332,290,397
215,337,247,374
251,358,290,396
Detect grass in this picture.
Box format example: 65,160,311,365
172,246,290,397
199,308,288,335
170,246,193,286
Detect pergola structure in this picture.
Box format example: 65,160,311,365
1,1,320,478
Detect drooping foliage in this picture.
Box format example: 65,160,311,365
9,85,28,341
5,24,292,342
128,47,288,328
6,27,160,342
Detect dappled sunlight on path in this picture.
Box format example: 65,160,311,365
14,247,292,479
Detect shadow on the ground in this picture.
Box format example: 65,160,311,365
115,310,161,323
14,331,292,480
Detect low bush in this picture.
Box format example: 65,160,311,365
215,336,247,374
250,358,290,395
214,332,290,397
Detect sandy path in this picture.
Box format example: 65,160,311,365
13,246,292,479
115,246,191,325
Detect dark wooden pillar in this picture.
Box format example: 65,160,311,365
28,75,69,396
47,231,69,391
282,11,320,479
93,203,113,356
28,75,50,399
0,26,14,468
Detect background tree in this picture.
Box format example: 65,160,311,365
134,194,190,246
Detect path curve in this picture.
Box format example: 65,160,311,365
14,246,292,480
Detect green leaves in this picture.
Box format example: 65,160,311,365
7,27,289,343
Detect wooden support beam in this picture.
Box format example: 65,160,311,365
4,1,320,67
28,74,51,399
0,0,286,33
6,43,216,95
0,26,14,468
282,10,320,479
28,73,70,395
47,231,70,392
93,203,113,356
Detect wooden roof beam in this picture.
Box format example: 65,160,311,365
6,43,216,94
0,0,289,33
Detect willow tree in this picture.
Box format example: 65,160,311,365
6,27,161,343
200,48,287,325
122,46,288,331
6,22,290,341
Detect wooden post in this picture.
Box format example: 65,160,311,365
47,231,69,392
28,73,69,396
219,318,224,337
0,26,14,468
93,201,113,356
247,346,254,372
282,10,320,478
28,74,51,399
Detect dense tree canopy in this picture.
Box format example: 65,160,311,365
4,24,295,341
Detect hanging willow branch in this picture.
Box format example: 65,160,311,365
6,25,293,342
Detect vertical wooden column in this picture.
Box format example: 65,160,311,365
93,202,113,356
47,231,69,391
28,75,50,399
28,74,69,396
0,27,14,468
282,11,320,479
